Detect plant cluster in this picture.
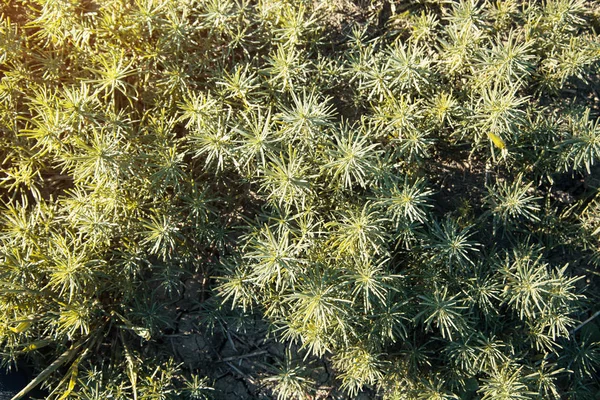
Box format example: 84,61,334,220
1,0,600,399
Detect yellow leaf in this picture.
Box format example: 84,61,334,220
57,351,85,400
23,340,51,352
9,321,31,333
487,132,506,150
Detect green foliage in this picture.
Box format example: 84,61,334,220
0,0,599,399
264,350,315,400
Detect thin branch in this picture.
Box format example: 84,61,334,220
11,340,86,400
571,310,600,335
219,350,268,363
225,361,258,386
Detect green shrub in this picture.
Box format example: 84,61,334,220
1,0,599,399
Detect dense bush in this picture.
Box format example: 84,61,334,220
1,0,600,398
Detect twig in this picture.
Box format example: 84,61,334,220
163,333,196,337
571,310,600,335
225,329,238,353
218,350,268,363
11,340,85,400
225,361,257,386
